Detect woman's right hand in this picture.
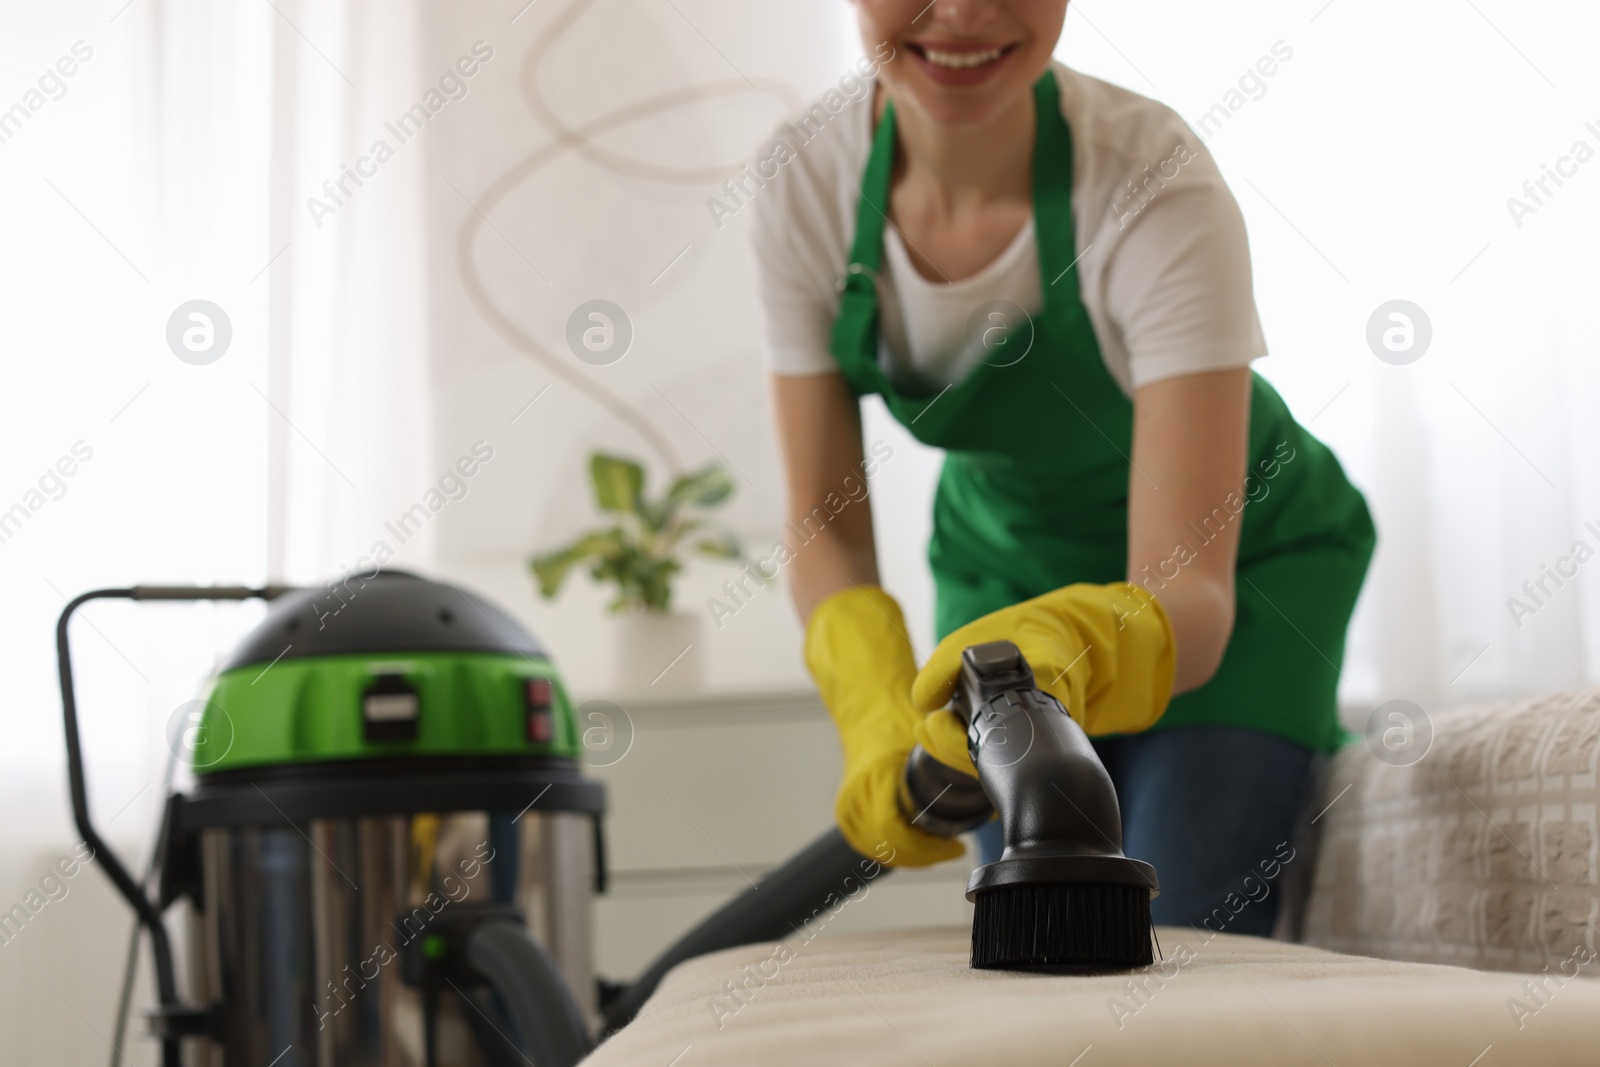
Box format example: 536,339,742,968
773,373,962,864
805,585,966,867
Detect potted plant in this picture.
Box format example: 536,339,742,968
530,452,742,690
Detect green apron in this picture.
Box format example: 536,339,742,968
828,71,1375,753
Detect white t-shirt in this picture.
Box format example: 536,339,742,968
746,63,1266,396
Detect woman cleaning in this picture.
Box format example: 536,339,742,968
752,0,1375,935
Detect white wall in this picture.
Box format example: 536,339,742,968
417,0,856,694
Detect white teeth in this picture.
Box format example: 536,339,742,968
922,47,1003,70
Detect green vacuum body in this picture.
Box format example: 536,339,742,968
193,571,580,774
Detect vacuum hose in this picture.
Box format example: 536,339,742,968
467,920,594,1067
600,826,887,1034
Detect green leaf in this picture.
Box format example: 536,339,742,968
590,453,645,515
638,498,671,534
531,548,582,599
666,465,733,509
638,558,680,612
692,533,741,560
652,516,701,557
603,556,678,613
530,530,628,599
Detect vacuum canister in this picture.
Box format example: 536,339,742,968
162,571,604,1066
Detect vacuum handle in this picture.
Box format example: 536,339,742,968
898,640,1036,837
901,746,990,837
131,584,293,600
950,640,1036,721
57,584,294,1067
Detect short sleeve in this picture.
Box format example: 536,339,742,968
747,158,845,377
1100,154,1267,391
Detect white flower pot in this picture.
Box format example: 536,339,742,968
612,610,703,693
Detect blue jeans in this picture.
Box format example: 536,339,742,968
974,724,1315,937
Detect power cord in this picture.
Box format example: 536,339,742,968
108,741,180,1067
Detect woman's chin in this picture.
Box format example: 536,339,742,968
884,54,1045,129
893,82,1030,129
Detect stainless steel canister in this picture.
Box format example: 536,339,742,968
182,807,595,1067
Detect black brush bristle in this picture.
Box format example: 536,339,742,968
971,882,1152,970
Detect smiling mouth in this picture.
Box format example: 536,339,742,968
908,42,1020,70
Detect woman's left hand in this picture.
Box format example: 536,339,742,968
910,582,1178,774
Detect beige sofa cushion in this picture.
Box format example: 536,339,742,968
1305,688,1600,972
583,926,1600,1066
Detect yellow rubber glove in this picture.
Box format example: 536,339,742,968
805,585,965,868
910,582,1177,776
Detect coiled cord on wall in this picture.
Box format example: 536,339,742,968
454,0,799,474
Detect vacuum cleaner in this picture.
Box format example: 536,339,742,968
59,571,1155,1067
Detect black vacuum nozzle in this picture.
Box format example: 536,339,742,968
901,640,1157,971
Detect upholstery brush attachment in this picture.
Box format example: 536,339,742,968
969,877,1151,970
899,640,1157,970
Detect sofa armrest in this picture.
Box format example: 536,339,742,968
1303,687,1600,974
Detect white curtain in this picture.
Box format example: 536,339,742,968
263,0,435,584
1,1,432,1060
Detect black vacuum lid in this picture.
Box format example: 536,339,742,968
221,569,545,669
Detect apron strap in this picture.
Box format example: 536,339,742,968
827,94,900,392
1029,71,1084,309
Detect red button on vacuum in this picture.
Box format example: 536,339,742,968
525,677,554,743
528,712,553,743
